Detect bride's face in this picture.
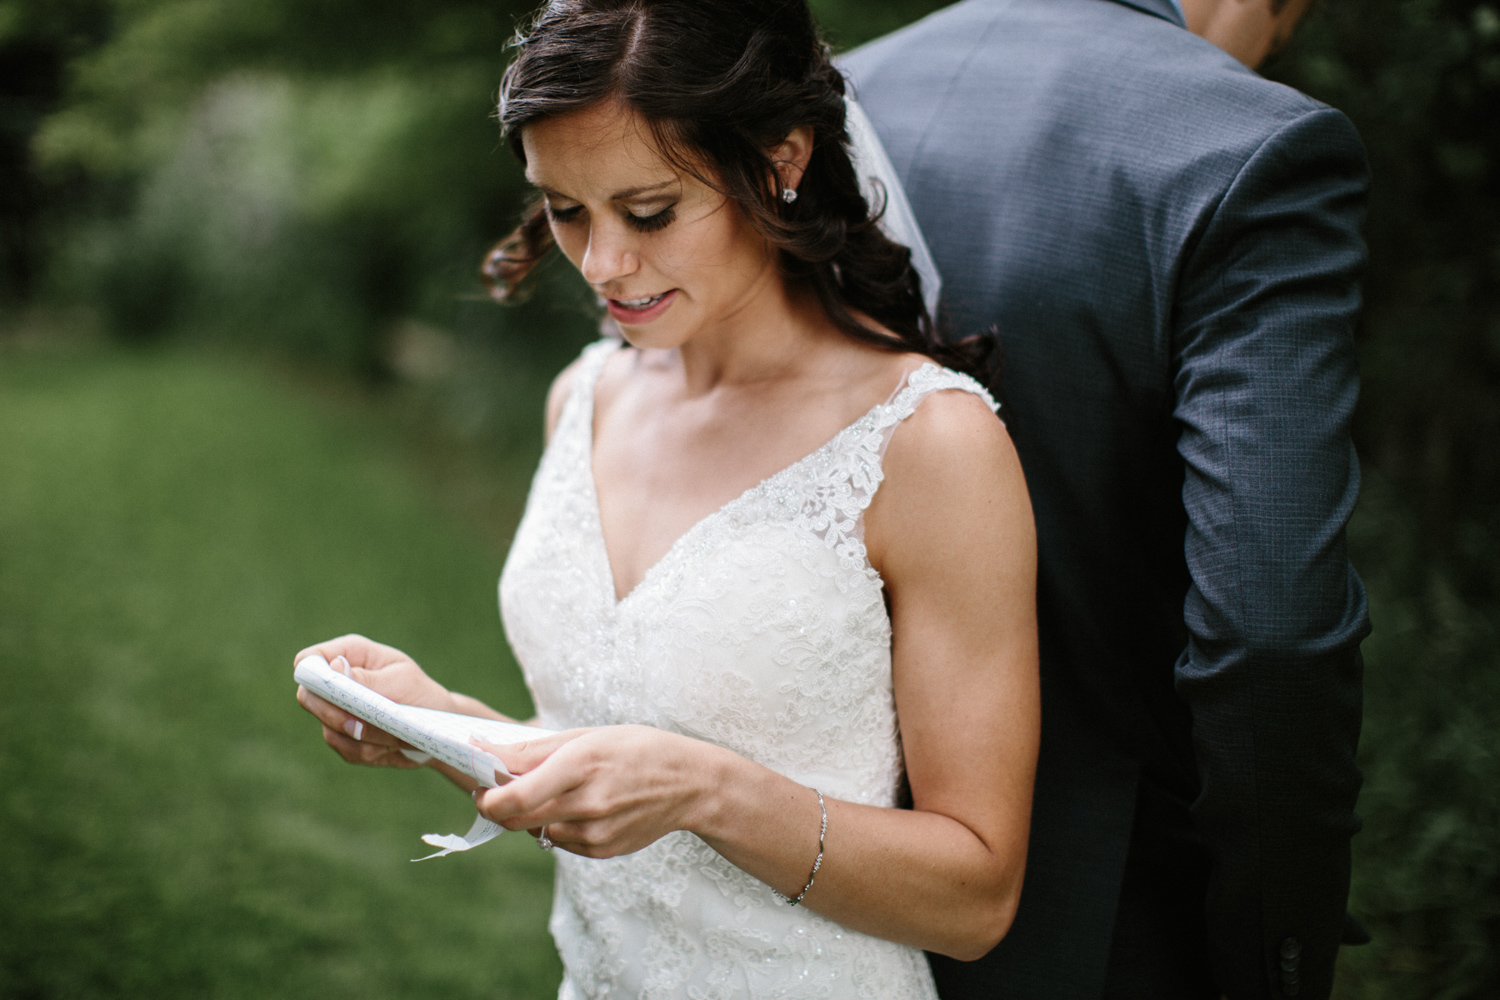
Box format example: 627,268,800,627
521,100,779,350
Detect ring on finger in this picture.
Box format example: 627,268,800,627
537,825,554,851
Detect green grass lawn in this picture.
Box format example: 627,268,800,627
0,344,563,999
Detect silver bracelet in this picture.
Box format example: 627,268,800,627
775,789,826,907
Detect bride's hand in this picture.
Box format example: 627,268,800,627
294,634,454,769
471,726,722,858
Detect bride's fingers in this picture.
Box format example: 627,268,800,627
322,724,421,767
539,815,615,849
297,686,368,742
474,730,587,776
296,685,346,726
348,721,408,750
485,797,596,844
474,757,590,830
295,634,412,674
295,635,378,669
298,687,407,748
475,777,648,857
537,803,657,858
323,723,384,764
298,685,357,733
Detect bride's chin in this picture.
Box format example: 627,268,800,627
616,317,695,353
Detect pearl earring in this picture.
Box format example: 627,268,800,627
782,187,798,204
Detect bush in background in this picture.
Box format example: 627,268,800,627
0,0,110,305
21,0,534,369
1266,3,1500,995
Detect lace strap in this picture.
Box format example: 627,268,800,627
880,364,1000,431
547,338,623,463
572,337,624,403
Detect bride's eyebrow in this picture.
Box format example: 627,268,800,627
531,180,677,202
611,180,676,200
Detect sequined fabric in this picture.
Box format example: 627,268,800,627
499,339,999,1000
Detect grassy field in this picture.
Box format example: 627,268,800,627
0,343,563,999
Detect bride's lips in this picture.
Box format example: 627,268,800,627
605,289,678,325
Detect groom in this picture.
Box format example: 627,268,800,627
846,1,1370,998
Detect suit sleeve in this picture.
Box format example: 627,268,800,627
1171,107,1372,1000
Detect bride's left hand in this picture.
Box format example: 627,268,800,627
471,725,723,858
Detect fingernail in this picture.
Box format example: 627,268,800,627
343,719,364,741
333,655,350,674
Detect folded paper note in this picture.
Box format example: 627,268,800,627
294,654,555,860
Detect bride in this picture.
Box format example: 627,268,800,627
295,0,1039,995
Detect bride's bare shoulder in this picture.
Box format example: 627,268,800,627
887,375,1013,481
865,366,1028,576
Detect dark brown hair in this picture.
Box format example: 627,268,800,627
481,0,992,378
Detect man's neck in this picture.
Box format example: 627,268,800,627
1178,0,1314,68
1105,0,1188,27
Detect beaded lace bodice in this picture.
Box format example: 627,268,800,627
499,339,998,1000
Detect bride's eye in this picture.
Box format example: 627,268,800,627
625,205,676,233
546,202,584,225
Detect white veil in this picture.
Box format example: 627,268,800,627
843,95,943,321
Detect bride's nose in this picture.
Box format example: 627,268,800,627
581,221,640,288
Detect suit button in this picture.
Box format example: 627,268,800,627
1280,938,1302,997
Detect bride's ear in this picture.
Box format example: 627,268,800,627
769,126,814,196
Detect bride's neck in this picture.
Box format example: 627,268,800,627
670,276,838,395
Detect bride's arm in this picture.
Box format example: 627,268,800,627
814,386,1038,955
475,388,1040,961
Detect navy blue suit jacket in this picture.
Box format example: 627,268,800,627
845,2,1371,998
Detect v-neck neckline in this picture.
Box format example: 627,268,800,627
581,349,933,609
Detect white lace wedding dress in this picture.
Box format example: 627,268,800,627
499,339,999,1000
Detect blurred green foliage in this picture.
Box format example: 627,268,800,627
0,0,1496,996
0,0,109,302
1266,4,1500,996
7,0,537,372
